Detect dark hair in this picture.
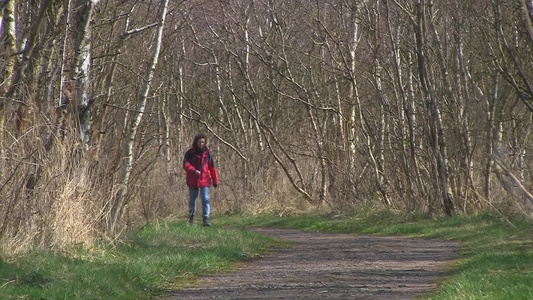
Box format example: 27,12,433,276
193,133,207,146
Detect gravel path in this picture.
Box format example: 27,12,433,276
162,227,461,300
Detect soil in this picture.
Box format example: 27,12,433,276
161,227,461,300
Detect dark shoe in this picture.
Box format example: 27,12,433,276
188,216,194,225
203,218,211,227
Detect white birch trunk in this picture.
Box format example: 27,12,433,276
0,0,16,175
348,8,360,161
174,40,185,155
73,0,98,150
110,0,169,233
162,94,171,161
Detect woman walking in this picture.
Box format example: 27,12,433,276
183,133,219,226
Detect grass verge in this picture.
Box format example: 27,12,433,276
0,221,288,300
217,210,533,300
1,210,531,299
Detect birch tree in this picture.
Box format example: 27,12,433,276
0,0,16,175
72,0,98,150
109,0,169,233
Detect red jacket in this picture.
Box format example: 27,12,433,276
183,145,219,188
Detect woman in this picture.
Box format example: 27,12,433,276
183,133,219,226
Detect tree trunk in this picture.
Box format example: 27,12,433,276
73,0,97,150
370,1,391,206
414,0,454,216
520,0,533,42
110,0,169,234
0,0,16,177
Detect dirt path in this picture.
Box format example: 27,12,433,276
162,227,461,300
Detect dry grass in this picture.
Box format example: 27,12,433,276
0,124,107,255
48,167,99,250
1,121,530,257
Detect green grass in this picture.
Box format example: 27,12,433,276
217,210,533,300
0,221,287,300
1,211,532,299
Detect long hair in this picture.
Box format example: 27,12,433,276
193,133,207,148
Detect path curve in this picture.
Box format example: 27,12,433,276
163,227,461,300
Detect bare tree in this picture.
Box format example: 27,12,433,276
0,0,16,176
109,0,169,234
2,0,533,251
72,0,98,150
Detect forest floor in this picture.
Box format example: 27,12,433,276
161,227,461,300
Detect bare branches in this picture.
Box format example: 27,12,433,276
185,108,249,163
3,0,533,249
519,0,533,43
494,0,533,112
493,153,533,216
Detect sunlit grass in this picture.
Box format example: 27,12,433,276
218,210,533,300
1,210,531,299
0,222,286,300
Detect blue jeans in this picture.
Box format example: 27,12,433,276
189,187,210,219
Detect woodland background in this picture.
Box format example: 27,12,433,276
0,0,532,252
